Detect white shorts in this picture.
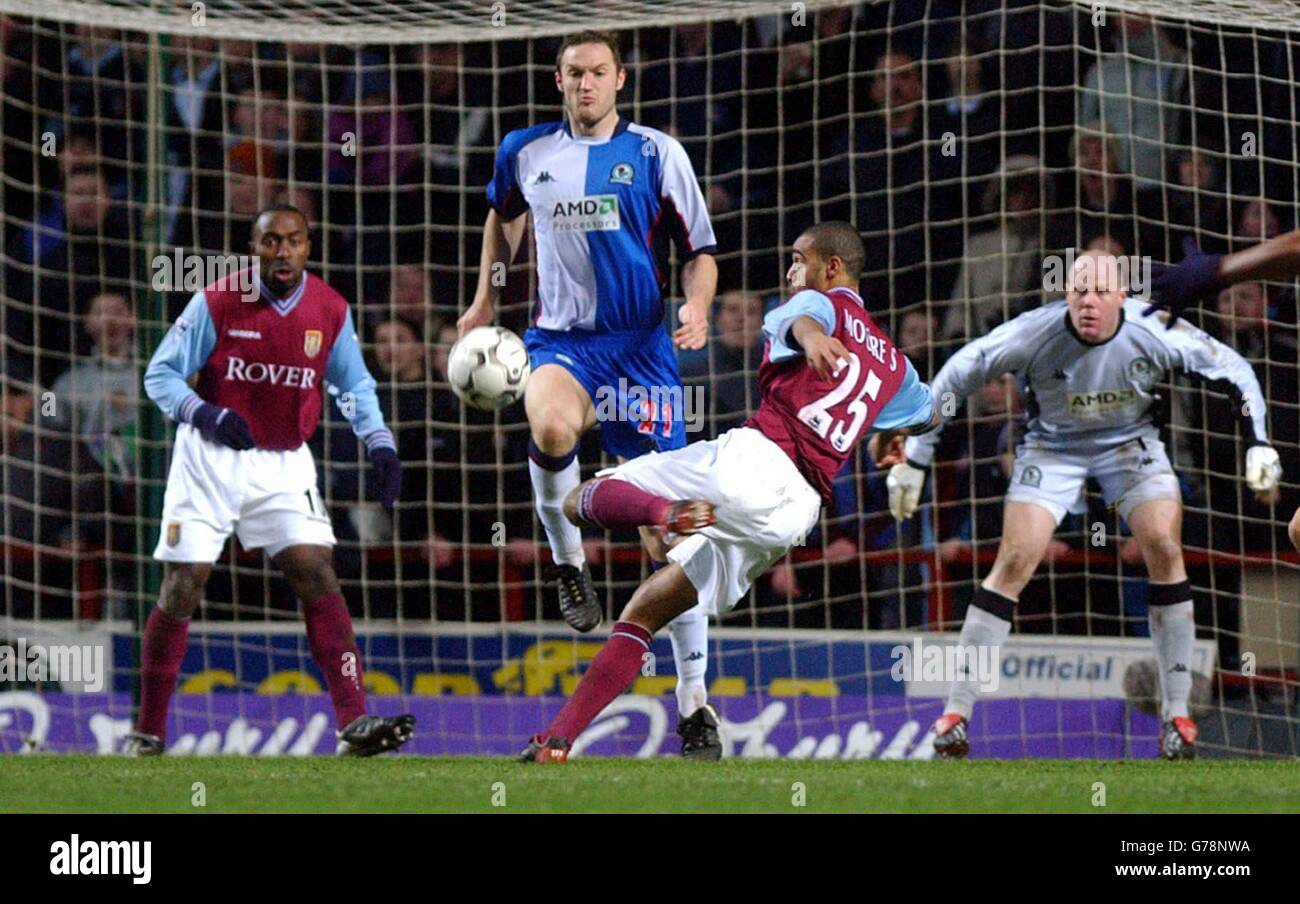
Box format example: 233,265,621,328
153,424,336,563
1006,433,1182,526
599,427,822,616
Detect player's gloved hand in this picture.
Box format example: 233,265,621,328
1245,444,1282,502
1141,236,1223,328
886,460,926,522
191,402,256,450
368,444,403,511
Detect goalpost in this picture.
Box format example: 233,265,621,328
0,0,1297,759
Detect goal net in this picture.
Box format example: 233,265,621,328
1,0,1297,760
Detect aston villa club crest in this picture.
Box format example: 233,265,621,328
166,522,181,546
303,329,323,358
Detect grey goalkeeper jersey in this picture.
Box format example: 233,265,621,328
907,298,1269,466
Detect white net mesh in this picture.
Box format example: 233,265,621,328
1,0,1297,759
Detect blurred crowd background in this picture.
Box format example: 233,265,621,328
1,2,1298,673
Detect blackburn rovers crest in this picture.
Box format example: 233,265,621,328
303,329,323,358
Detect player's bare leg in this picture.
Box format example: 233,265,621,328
519,563,700,762
1289,506,1300,553
566,475,721,756
1126,498,1198,759
274,544,414,756
934,501,1057,758
526,364,603,631
123,562,211,755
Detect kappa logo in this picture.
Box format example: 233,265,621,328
1020,465,1042,488
534,171,555,184
685,651,706,661
303,330,323,358
610,162,634,184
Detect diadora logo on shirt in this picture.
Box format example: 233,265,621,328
1069,388,1138,418
551,195,620,232
224,356,317,388
227,328,262,340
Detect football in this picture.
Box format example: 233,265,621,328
447,326,531,411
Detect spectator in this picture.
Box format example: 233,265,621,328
163,33,224,248
1079,14,1187,189
49,291,138,479
896,306,944,381
1234,198,1282,245
1049,124,1139,255
376,262,438,335
679,290,764,435
932,32,1009,216
1165,148,1229,256
6,167,135,385
822,50,961,309
54,25,145,197
944,155,1051,342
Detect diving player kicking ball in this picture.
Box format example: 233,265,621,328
459,31,724,756
889,249,1281,760
1142,230,1300,552
123,204,414,757
517,222,938,762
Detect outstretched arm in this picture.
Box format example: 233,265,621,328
1145,230,1300,324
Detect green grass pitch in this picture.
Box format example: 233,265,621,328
3,757,1298,813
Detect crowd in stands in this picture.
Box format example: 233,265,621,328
1,5,1297,662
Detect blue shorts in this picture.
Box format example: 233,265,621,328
525,325,687,460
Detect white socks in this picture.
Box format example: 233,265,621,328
944,588,1014,719
529,456,585,568
1149,588,1195,720
668,604,709,718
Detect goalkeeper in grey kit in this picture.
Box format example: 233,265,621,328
888,250,1281,760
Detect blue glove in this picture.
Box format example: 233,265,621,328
1142,236,1223,328
368,444,403,511
191,402,256,450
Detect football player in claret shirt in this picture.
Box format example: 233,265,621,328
123,204,413,757
516,222,939,762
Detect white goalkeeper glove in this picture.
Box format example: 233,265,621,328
886,461,927,522
1245,445,1282,496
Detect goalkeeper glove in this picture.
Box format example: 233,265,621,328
1245,444,1282,496
191,402,256,450
886,460,927,522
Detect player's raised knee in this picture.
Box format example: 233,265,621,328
530,411,581,457
1289,507,1300,553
